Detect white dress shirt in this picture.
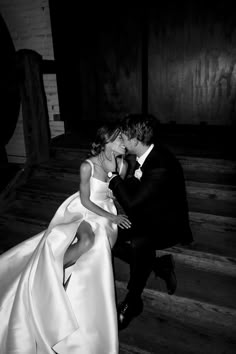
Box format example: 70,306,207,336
134,144,154,180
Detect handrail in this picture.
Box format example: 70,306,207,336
0,162,33,210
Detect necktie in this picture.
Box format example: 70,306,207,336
135,160,140,170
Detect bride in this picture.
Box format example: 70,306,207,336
0,123,130,354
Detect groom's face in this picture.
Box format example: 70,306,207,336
121,133,137,154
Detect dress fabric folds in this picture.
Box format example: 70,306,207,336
0,160,119,354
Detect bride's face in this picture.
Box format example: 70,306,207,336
108,133,126,156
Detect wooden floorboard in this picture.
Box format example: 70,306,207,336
117,281,236,354
114,256,236,310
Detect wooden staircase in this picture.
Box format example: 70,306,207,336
0,131,236,354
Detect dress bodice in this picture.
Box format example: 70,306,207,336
86,159,111,202
89,176,110,202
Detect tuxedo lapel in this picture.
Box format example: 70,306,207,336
140,147,160,172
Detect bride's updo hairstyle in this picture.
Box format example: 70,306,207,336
90,122,120,156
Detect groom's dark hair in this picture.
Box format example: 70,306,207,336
120,113,159,145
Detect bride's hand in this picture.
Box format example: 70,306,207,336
110,214,131,229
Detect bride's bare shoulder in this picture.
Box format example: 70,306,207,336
80,159,93,175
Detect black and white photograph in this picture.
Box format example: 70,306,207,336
0,1,235,353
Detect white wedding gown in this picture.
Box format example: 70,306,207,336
0,159,119,354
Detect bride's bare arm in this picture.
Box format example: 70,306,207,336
79,161,131,229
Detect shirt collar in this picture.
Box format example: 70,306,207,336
137,144,154,167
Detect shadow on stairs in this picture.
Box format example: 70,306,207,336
0,125,236,353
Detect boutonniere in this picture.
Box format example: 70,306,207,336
134,168,142,180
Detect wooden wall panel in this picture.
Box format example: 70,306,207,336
78,9,142,123
148,5,236,125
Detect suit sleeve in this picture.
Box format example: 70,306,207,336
109,167,167,210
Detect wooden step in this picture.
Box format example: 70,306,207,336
119,343,154,354
0,216,44,253
189,216,236,258
188,197,236,218
5,186,236,259
31,163,236,203
186,181,236,202
2,198,58,225
50,147,89,161
180,155,236,185
15,180,236,232
2,157,235,262
179,155,236,174
16,183,236,231
44,151,236,185
116,281,236,354
3,190,236,268
19,176,236,203
30,161,236,217
50,147,236,185
5,177,236,260
50,145,236,172
0,212,235,353
114,248,236,310
189,212,236,257
18,177,78,196
11,186,236,258
1,197,235,310
17,185,236,257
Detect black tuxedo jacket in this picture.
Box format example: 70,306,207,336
109,144,193,249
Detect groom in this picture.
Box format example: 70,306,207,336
106,114,193,330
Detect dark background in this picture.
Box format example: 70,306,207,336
49,1,236,132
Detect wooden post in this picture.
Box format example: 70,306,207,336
16,49,51,165
141,6,148,115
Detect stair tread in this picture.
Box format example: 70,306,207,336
24,175,236,195
37,160,236,187
50,144,236,167
114,253,236,310
188,197,236,217
119,343,154,354
117,281,236,354
1,213,235,263
15,180,236,219
45,153,236,172
51,144,236,163
26,170,236,194
16,156,236,209
117,280,236,332
1,211,234,263
1,209,235,313
1,212,236,306
1,184,235,260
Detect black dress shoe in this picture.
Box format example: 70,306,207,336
117,297,143,331
154,254,177,295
